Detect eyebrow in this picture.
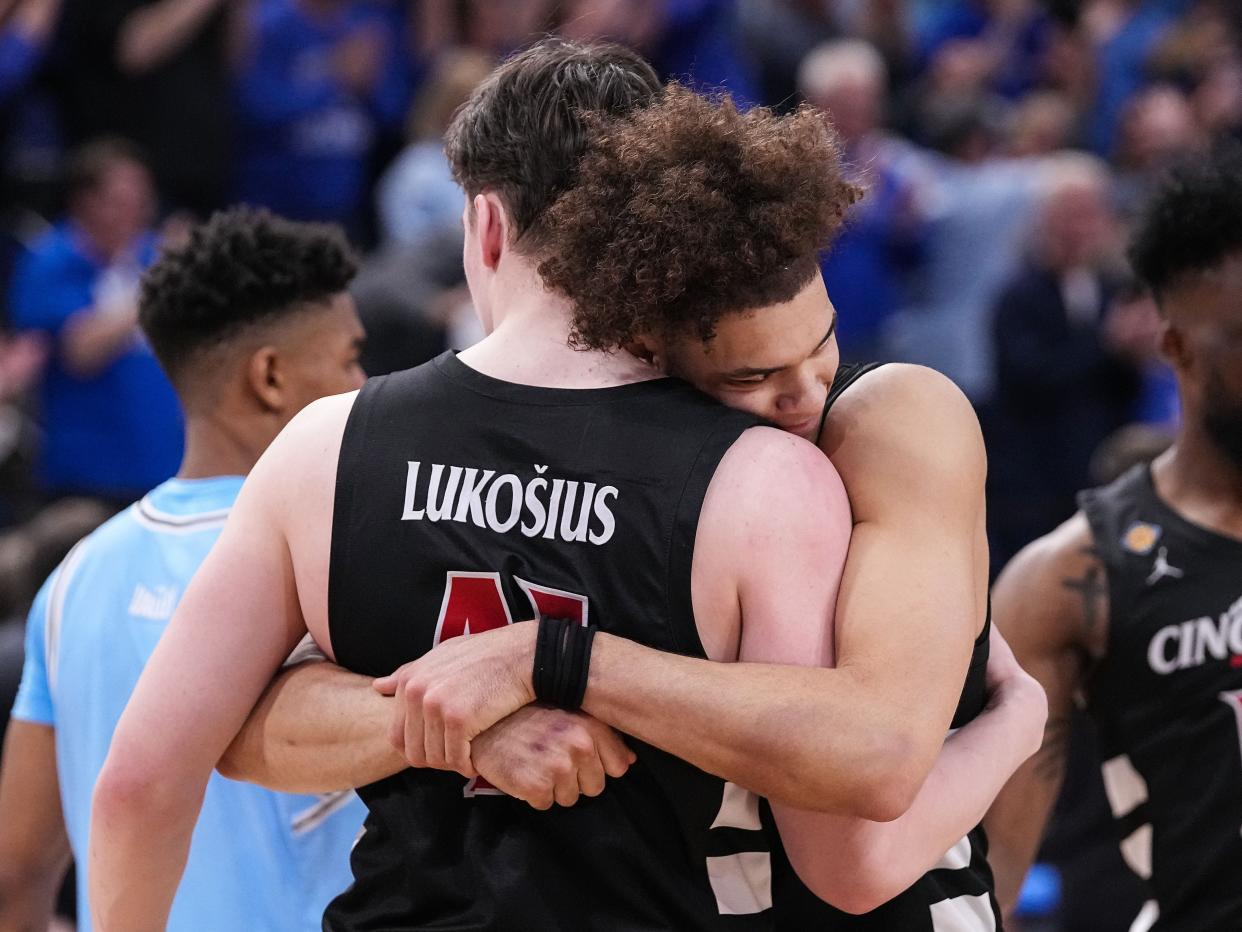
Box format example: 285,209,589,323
722,312,837,378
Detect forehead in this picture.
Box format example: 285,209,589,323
699,277,834,366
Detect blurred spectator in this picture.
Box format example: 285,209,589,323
798,39,926,361
1111,83,1205,218
7,139,183,505
1193,55,1242,140
1082,0,1187,155
1106,279,1178,427
54,0,235,215
987,153,1143,565
559,0,760,104
376,47,491,248
0,0,61,104
414,0,555,59
737,0,837,109
233,0,407,235
1003,90,1077,156
350,227,465,377
886,94,1042,400
915,0,1052,100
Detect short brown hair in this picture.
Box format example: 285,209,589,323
538,84,862,350
445,38,662,251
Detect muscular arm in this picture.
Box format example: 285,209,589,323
0,721,71,932
771,627,1044,913
983,513,1102,913
218,660,406,793
582,370,989,812
88,395,352,932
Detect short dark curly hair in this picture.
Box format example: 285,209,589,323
536,84,862,349
1129,144,1242,304
139,206,357,387
445,37,662,252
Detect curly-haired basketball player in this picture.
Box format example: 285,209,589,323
89,42,1044,931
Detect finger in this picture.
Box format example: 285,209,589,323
527,788,554,811
423,692,447,770
402,682,428,767
577,747,607,798
387,686,406,752
373,674,397,694
593,727,636,778
552,761,580,808
443,711,476,778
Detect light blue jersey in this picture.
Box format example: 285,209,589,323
12,476,364,932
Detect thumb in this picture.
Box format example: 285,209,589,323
373,674,397,695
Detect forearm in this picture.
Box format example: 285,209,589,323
775,684,1042,912
582,633,910,818
61,307,137,377
983,715,1069,912
117,0,221,73
88,770,204,932
219,661,406,793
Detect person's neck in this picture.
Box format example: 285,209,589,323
176,412,269,481
457,282,663,389
1152,425,1242,540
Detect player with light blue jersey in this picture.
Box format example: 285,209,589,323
0,206,369,931
14,475,363,932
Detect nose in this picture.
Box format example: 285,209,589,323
776,368,828,418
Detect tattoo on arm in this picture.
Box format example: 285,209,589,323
1033,715,1070,782
1061,548,1107,639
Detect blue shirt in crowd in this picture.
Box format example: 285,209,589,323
9,223,183,500
12,475,365,932
234,0,408,227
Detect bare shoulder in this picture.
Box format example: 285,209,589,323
702,426,850,560
994,511,1107,658
246,390,360,518
718,426,848,517
821,363,984,517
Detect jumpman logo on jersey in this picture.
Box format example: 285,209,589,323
1146,546,1185,586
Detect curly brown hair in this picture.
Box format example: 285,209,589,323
537,84,862,350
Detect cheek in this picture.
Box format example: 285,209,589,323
715,385,781,421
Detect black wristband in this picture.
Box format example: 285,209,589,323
565,623,596,711
534,615,566,705
533,614,595,710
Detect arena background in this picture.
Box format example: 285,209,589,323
0,0,1235,929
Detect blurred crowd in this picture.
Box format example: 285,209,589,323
0,0,1238,927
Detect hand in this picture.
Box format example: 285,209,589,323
473,705,636,809
373,620,538,777
984,625,1047,757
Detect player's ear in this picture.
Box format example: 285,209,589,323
1160,322,1187,373
474,193,508,271
245,345,285,413
626,333,664,371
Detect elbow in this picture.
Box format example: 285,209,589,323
794,849,904,915
92,753,196,831
834,729,925,823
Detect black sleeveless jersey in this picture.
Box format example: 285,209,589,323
323,352,772,931
763,361,1001,930
1079,463,1242,932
